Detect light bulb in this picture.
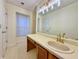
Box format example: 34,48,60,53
51,5,53,9
57,0,60,7
42,10,45,14
46,8,48,12
38,9,42,13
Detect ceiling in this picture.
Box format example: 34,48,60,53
6,0,77,11
60,0,77,7
6,0,42,11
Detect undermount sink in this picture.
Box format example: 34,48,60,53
47,41,74,54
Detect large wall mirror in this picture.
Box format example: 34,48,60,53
36,2,78,40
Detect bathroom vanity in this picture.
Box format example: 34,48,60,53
27,33,78,59
27,36,58,59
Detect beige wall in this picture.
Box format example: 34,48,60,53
32,7,37,34
6,3,33,47
39,2,78,39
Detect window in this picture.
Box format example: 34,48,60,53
16,13,30,36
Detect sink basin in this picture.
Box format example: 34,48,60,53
47,41,74,54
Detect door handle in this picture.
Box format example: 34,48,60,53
2,31,6,33
6,40,8,43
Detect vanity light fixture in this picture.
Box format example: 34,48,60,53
42,6,46,14
21,2,24,5
38,0,61,14
44,0,50,6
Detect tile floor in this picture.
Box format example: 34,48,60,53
4,41,37,59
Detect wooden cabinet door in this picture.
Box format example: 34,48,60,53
37,45,47,59
48,53,59,59
27,37,36,52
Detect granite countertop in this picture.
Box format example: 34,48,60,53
27,33,78,59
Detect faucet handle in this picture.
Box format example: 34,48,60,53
59,33,61,39
56,35,59,42
61,33,66,44
62,33,66,37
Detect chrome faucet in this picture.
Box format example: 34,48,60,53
57,33,66,43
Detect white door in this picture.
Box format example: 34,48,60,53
0,8,3,59
2,11,8,58
0,0,7,59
